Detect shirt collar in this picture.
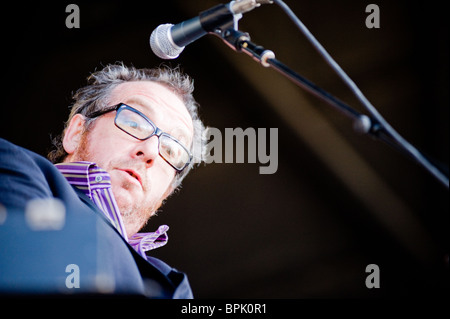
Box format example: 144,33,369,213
55,161,168,257
55,161,111,196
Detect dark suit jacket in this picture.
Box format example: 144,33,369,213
0,138,193,298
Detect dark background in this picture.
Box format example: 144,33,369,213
1,0,448,298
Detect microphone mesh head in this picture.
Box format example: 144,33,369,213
150,24,184,60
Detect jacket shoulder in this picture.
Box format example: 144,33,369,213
0,138,54,208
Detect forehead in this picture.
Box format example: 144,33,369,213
108,81,194,139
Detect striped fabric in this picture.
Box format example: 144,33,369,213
55,161,168,258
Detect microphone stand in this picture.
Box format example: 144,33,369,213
211,27,449,189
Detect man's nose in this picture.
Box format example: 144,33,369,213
132,136,160,167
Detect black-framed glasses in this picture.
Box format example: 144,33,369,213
86,103,192,172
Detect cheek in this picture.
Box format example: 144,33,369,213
84,122,126,165
146,167,175,196
85,140,116,169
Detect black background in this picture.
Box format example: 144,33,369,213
1,0,448,298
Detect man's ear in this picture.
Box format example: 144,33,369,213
62,114,86,155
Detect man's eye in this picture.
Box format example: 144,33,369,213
165,147,174,156
126,121,139,129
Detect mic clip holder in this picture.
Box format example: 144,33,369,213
201,1,271,47
199,3,241,39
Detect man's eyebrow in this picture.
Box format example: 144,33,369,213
123,96,157,113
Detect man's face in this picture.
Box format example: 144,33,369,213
64,81,194,237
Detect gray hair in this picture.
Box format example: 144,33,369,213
48,62,207,188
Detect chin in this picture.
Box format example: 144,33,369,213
111,179,142,206
115,194,137,216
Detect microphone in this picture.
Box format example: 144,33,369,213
150,0,272,59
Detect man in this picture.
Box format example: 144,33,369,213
0,63,207,298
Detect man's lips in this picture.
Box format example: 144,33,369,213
118,168,143,187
